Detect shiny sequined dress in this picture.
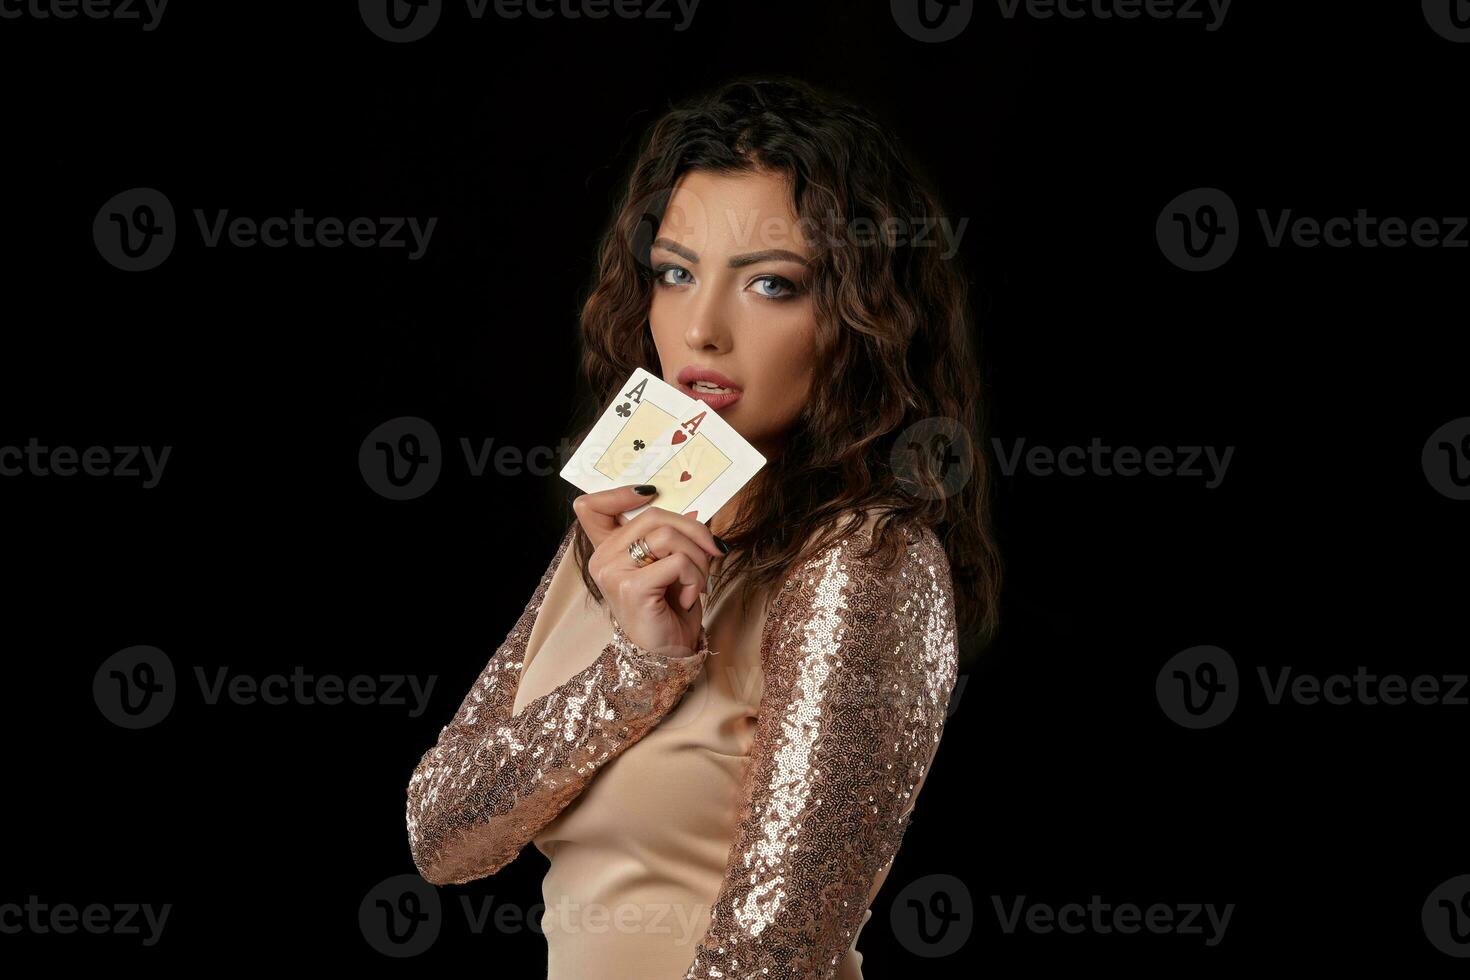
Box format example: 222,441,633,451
405,510,960,979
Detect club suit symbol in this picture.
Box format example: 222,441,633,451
1156,645,1239,729
1157,188,1239,271
93,188,175,271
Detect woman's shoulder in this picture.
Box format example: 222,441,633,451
774,506,952,619
762,506,958,669
794,505,948,573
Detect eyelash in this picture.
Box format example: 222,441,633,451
651,264,807,302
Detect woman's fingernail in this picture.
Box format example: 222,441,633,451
633,484,657,495
713,535,730,555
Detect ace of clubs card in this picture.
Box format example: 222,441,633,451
559,367,700,494
559,367,766,522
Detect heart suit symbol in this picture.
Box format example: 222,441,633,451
679,471,691,482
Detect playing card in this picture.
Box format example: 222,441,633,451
559,367,767,525
559,367,695,495
623,402,766,524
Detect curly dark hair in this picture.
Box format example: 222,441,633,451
565,75,1002,662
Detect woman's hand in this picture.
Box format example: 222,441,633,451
573,485,725,657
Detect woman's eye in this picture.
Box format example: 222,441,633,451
752,275,802,300
653,265,804,300
655,265,692,286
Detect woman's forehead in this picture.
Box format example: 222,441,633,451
662,170,810,255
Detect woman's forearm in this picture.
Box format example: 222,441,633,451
405,527,711,886
407,622,708,885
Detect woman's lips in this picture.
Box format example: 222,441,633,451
679,382,742,411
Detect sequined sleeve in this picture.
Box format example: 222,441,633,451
683,519,959,979
406,522,712,887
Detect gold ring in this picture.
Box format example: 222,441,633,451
628,536,656,567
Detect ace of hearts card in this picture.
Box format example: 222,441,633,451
560,367,766,521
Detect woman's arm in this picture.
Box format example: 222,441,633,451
406,522,711,886
682,519,960,979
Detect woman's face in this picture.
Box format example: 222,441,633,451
648,168,818,459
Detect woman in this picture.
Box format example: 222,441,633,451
405,76,1002,979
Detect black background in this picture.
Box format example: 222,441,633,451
2,0,1466,972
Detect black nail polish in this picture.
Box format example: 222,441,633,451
633,484,657,495
713,535,730,555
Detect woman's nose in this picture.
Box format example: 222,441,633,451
682,290,731,351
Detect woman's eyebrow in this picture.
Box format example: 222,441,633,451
652,237,811,268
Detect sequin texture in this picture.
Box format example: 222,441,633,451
405,523,711,886
403,515,960,980
680,518,959,979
